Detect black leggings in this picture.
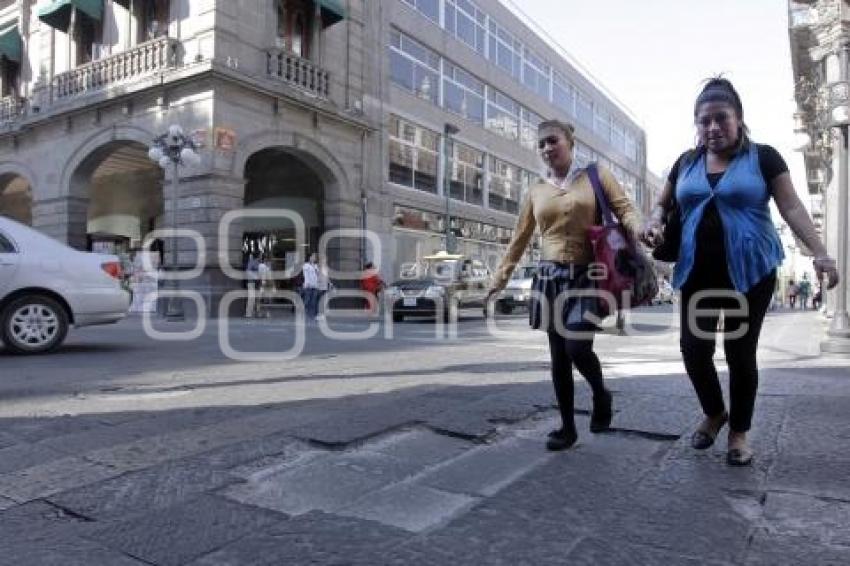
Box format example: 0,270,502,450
680,264,776,433
547,324,607,430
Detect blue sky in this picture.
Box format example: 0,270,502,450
509,0,802,187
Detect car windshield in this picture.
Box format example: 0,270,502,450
398,259,458,280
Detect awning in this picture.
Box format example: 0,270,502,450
317,0,345,27
38,0,103,31
0,24,21,63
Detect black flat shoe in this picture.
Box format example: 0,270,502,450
590,391,613,433
547,427,563,439
726,447,754,466
546,428,578,451
690,412,728,450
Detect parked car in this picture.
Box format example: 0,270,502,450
0,216,130,354
496,264,536,314
386,252,491,322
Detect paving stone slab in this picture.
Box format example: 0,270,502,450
363,429,471,470
768,455,850,501
0,456,119,503
287,404,418,446
190,511,411,566
88,494,283,566
0,442,68,475
48,458,240,521
0,496,16,511
338,482,476,532
0,415,111,443
564,536,729,566
0,431,18,450
222,457,391,516
762,491,850,546
744,533,850,566
608,392,700,437
0,537,147,566
416,436,552,497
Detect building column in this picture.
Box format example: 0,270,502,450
31,195,89,250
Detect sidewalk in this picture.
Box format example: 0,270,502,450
0,313,848,565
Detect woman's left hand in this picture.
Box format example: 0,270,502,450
814,256,840,289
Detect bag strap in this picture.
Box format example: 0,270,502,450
586,163,615,227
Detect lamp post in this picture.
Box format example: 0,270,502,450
443,123,459,253
823,44,850,353
148,125,202,321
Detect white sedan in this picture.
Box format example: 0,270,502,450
0,216,130,354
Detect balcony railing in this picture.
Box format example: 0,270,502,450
52,36,179,100
0,95,23,123
266,49,329,99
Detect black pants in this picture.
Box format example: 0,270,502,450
680,260,776,433
547,323,607,430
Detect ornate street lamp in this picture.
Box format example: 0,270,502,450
148,125,202,321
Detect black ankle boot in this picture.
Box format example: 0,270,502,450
590,391,613,433
546,426,578,451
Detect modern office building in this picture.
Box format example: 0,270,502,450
0,0,651,313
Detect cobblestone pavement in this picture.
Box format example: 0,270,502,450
0,308,848,565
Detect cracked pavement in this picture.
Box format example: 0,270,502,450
0,307,848,565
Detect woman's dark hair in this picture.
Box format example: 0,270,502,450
538,119,575,146
683,77,750,165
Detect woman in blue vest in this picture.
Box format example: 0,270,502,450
643,78,839,466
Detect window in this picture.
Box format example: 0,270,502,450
488,21,521,80
140,0,169,42
522,45,550,99
553,73,575,117
401,0,439,23
624,131,638,162
443,62,485,125
1,59,19,97
611,119,625,153
594,106,610,142
446,0,486,55
486,88,519,141
448,140,484,205
520,107,542,151
576,90,593,129
574,143,592,169
388,115,440,194
488,157,523,214
0,232,15,253
389,30,440,105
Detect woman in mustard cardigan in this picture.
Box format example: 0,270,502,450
487,119,643,451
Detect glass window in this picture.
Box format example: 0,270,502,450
522,46,550,99
401,0,439,23
0,232,15,253
576,90,593,129
624,131,638,162
388,31,439,105
388,115,440,194
520,107,542,151
594,106,610,142
553,73,575,117
486,88,519,141
446,0,486,54
488,157,524,214
448,140,484,205
443,63,485,125
488,21,521,80
611,119,625,152
574,143,592,169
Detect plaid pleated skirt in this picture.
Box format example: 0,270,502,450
529,262,603,332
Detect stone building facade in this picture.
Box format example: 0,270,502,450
0,0,652,315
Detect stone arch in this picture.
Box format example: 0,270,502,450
0,162,36,225
233,129,353,202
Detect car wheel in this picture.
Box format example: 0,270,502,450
392,312,404,323
1,294,70,355
498,303,513,315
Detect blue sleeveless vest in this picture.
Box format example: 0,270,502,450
672,143,784,292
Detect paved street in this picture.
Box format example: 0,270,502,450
0,306,848,565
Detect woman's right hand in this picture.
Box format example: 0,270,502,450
641,218,664,248
486,288,501,303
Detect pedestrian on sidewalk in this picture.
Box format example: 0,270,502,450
302,253,320,320
244,254,260,318
798,274,811,310
487,119,644,451
642,77,839,466
360,261,385,315
315,257,333,321
787,280,798,309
